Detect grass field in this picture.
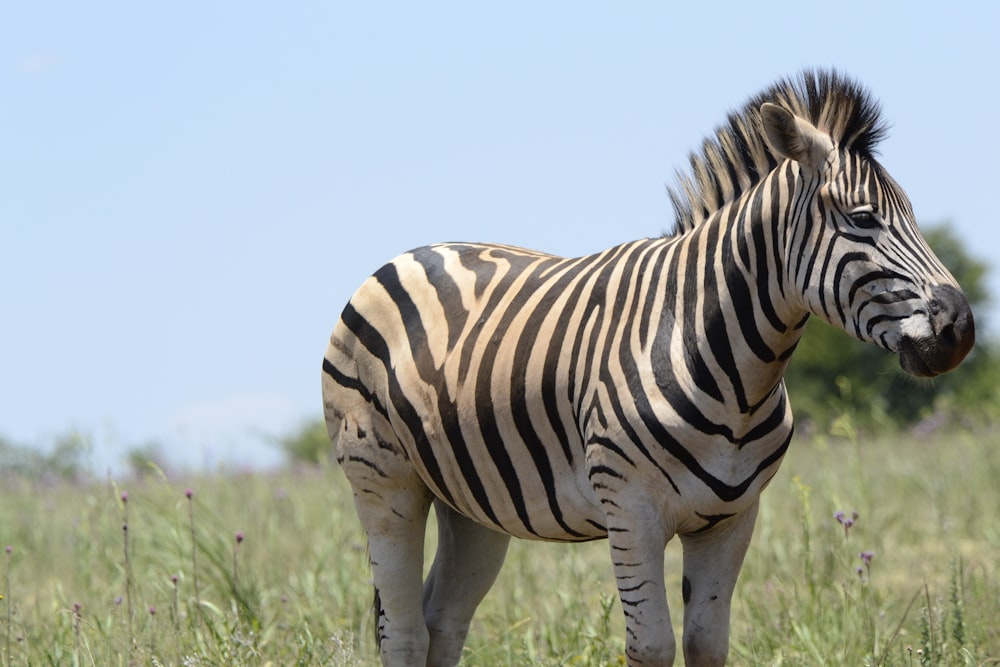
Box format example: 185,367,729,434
2,424,998,666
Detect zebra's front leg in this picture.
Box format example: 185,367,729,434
678,500,760,667
606,505,676,666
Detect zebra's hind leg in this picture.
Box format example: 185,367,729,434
678,500,760,667
423,499,511,667
339,427,434,666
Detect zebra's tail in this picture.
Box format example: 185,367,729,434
372,578,384,651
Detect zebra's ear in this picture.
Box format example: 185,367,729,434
760,102,832,171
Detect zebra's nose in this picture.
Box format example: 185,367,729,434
929,284,975,365
899,285,975,377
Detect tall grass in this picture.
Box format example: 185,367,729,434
0,426,997,665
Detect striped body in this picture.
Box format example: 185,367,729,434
327,235,795,541
322,71,974,666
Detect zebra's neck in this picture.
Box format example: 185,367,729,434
644,180,810,432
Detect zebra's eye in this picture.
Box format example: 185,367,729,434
849,205,881,229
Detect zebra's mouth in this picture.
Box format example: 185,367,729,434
898,327,974,378
897,286,975,378
898,337,937,377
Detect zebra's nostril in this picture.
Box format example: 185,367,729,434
941,322,957,349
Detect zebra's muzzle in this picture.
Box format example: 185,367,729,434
898,285,975,377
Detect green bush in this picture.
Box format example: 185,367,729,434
278,419,332,465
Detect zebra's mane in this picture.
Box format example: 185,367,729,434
667,69,889,236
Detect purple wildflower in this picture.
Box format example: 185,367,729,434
858,550,875,582
233,532,245,586
834,510,859,537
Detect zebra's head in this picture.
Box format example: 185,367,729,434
758,80,974,377
671,70,975,378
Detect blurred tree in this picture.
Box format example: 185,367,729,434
784,223,997,431
278,419,331,465
45,431,90,479
0,431,89,480
0,436,39,477
125,441,169,478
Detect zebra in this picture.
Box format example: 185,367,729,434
321,70,974,666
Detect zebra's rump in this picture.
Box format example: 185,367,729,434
325,241,630,541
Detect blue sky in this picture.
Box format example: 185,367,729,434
3,2,998,472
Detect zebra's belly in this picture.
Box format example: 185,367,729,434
405,434,609,542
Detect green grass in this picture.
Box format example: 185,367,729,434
2,426,998,665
